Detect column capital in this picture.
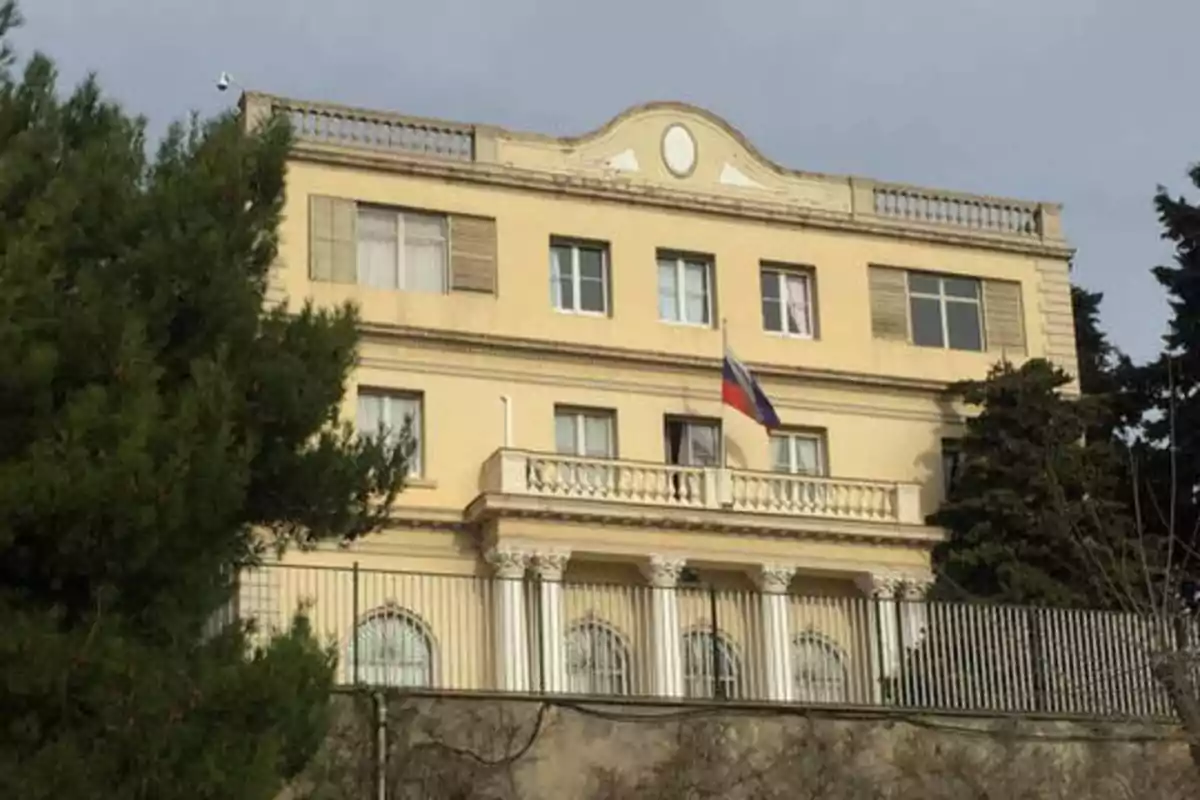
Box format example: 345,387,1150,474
532,550,571,581
641,554,687,588
486,546,531,580
758,564,797,594
855,571,934,599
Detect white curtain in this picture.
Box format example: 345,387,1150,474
683,262,708,324
657,260,678,320
402,212,446,293
357,208,398,289
785,276,811,336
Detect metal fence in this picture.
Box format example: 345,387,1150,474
227,563,1199,721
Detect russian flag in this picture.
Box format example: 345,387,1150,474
721,348,781,429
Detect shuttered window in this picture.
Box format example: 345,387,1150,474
308,195,497,296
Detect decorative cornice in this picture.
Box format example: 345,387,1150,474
642,554,687,588
358,322,955,397
288,142,1074,261
465,493,944,550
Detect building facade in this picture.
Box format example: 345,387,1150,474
236,92,1078,706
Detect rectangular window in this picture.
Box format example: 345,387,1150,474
356,390,423,477
554,407,616,458
769,430,827,476
908,272,983,351
657,252,713,326
664,417,721,467
356,206,447,293
941,437,963,497
550,240,609,314
760,266,815,337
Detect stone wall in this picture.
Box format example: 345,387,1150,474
287,692,1197,799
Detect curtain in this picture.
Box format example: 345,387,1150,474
357,208,399,289
402,213,446,293
785,275,811,336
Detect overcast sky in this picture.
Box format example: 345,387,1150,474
25,1,1198,362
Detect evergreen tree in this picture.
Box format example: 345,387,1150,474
1072,283,1142,442
0,4,408,796
930,359,1135,608
1131,167,1200,553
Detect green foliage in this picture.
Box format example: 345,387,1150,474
0,2,409,795
930,359,1137,608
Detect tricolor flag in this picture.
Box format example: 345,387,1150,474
721,348,781,430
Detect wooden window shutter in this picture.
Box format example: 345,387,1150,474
983,279,1026,354
449,215,497,294
868,266,909,341
309,195,357,284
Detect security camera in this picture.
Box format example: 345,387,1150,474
216,71,232,92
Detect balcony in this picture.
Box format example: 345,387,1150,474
475,449,926,530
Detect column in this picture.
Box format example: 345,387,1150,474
856,572,902,704
486,546,531,692
532,550,571,694
758,564,797,703
641,554,686,699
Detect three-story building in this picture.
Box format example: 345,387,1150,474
237,92,1076,705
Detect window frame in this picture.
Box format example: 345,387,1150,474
356,388,425,477
681,629,742,700
565,618,631,696
791,632,848,704
906,271,984,352
554,406,617,459
356,204,449,294
349,608,435,688
769,428,828,476
550,238,610,316
656,250,714,327
759,264,816,339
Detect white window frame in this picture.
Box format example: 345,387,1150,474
907,272,983,352
657,252,713,326
565,619,631,696
769,430,827,476
554,406,616,458
550,240,610,315
356,205,448,293
356,389,424,477
760,266,815,338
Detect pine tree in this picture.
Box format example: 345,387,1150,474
0,4,408,795
930,359,1135,608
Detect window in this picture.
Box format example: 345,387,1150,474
657,252,713,325
356,205,447,293
908,273,983,351
357,390,423,477
941,437,963,497
769,430,826,476
664,417,720,467
682,630,741,699
349,610,433,687
760,266,814,337
792,633,848,703
565,620,630,695
555,407,616,458
550,240,609,314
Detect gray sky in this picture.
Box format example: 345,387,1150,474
26,0,1198,363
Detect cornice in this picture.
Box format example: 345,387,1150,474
288,143,1075,261
463,493,944,550
357,321,953,397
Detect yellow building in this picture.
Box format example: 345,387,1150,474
236,91,1077,706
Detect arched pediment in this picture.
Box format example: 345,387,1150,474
491,102,852,214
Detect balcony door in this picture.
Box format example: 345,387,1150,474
552,407,615,496
664,417,721,467
664,417,720,503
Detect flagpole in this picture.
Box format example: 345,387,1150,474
720,317,728,470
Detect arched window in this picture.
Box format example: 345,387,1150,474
565,619,631,696
682,630,741,699
792,633,847,703
349,608,434,688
